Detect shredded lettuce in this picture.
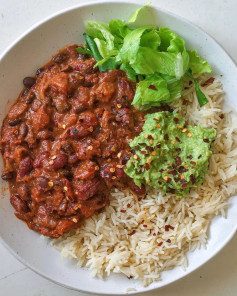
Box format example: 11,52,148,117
80,3,212,108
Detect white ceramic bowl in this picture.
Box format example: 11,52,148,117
0,1,237,295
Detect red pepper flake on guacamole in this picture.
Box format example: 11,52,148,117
124,111,216,197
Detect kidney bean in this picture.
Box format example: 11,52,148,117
10,194,29,213
17,183,30,201
77,178,101,200
23,77,36,88
53,53,68,64
37,176,49,189
128,180,146,197
19,156,33,178
1,171,14,180
66,125,90,139
33,151,49,168
8,102,28,120
8,118,22,126
19,123,28,138
74,160,96,180
51,153,68,170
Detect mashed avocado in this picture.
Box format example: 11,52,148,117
125,111,216,197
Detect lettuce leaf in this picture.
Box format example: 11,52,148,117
132,74,182,109
80,4,212,108
127,2,151,23
130,47,189,79
83,33,117,71
116,26,156,63
109,19,130,43
132,74,170,109
85,21,115,57
158,27,185,53
188,50,212,74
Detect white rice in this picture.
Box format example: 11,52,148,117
53,74,237,286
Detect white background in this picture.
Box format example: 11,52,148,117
0,0,237,295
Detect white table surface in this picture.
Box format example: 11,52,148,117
0,0,237,295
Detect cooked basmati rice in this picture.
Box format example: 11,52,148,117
53,75,237,286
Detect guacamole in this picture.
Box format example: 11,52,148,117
125,111,216,196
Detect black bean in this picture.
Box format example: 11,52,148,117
21,88,30,96
36,68,44,76
77,53,90,60
19,123,28,138
53,53,68,64
9,118,22,126
1,171,14,180
23,77,36,88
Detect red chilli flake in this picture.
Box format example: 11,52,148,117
153,233,156,236
145,163,150,171
190,161,196,165
127,203,131,208
182,184,188,188
166,177,172,183
148,84,157,90
165,225,170,231
143,224,147,228
203,139,210,143
128,230,136,236
153,118,159,122
158,242,163,246
202,77,215,86
173,117,179,124
175,156,182,166
120,209,126,213
168,170,177,176
175,137,181,143
166,239,171,243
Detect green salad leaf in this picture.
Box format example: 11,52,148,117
133,74,182,109
83,33,117,71
79,4,212,108
188,50,212,74
127,2,151,23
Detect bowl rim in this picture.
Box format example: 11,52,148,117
0,0,236,295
